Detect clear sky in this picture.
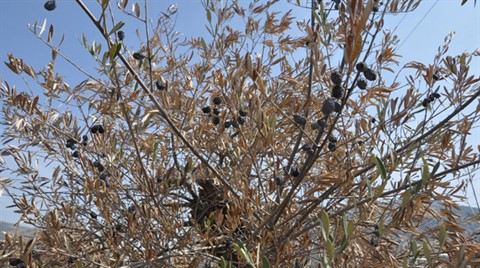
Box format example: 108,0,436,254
0,0,479,223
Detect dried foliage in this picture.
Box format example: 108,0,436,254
1,0,479,267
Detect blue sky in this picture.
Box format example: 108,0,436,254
0,0,479,223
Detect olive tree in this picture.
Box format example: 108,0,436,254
1,0,479,267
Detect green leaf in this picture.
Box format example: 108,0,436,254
109,21,125,36
347,221,354,239
152,142,158,163
200,38,208,55
319,211,330,241
374,156,387,181
262,256,270,268
313,10,322,24
81,33,87,47
410,240,418,255
109,43,121,60
326,239,334,260
366,177,374,199
423,239,431,266
220,256,228,268
438,224,447,248
460,53,467,66
401,190,412,208
102,0,109,9
375,181,387,197
421,158,430,185
431,161,440,176
234,240,255,266
342,213,348,236
206,8,212,23
402,256,408,268
184,156,192,173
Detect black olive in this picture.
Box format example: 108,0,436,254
224,120,232,128
334,101,342,113
322,99,336,115
117,30,125,41
432,92,440,99
202,106,211,114
239,109,248,117
274,177,284,186
82,135,88,141
44,0,56,11
72,151,80,158
328,136,337,143
231,120,239,128
330,71,342,85
212,96,222,105
67,256,78,264
301,144,312,151
100,173,109,180
328,142,336,152
428,94,435,102
317,119,327,129
133,52,145,60
293,114,307,125
356,62,367,73
98,125,105,134
212,116,220,125
128,205,135,213
422,99,428,108
295,259,302,268
237,116,245,125
331,85,343,99
90,125,99,134
82,141,88,146
305,148,315,156
90,211,97,219
9,258,23,266
290,166,300,177
155,80,165,90
97,164,105,172
364,68,377,81
357,78,367,90
372,6,379,12
213,108,220,116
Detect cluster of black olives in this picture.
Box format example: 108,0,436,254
202,96,223,125
90,124,105,134
422,92,441,108
202,96,248,128
301,144,315,156
327,135,337,152
66,136,88,158
355,62,377,90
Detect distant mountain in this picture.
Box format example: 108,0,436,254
422,203,480,241
0,205,477,241
0,221,36,239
